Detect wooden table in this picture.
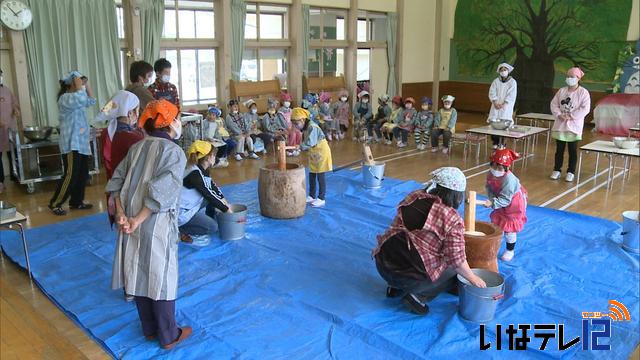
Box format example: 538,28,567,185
465,125,550,168
576,140,640,189
516,113,556,151
0,211,31,278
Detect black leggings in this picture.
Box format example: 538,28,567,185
49,151,89,208
553,140,578,173
309,172,326,200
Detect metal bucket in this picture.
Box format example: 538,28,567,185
622,211,639,254
457,269,505,323
216,204,247,241
362,161,385,189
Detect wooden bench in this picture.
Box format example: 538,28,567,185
303,75,347,101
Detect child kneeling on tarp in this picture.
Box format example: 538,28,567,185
178,140,233,246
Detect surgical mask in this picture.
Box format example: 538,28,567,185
144,74,154,87
161,75,171,83
283,101,291,108
444,104,451,109
340,96,347,102
405,103,412,109
232,110,238,115
421,105,429,110
362,98,369,104
566,77,578,87
170,120,182,139
499,70,509,78
490,168,505,177
251,109,257,115
80,85,87,92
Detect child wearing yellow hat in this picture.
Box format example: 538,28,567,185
178,140,232,245
291,107,333,208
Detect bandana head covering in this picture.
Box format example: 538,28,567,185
281,92,293,102
62,70,83,85
228,99,239,107
357,90,370,99
421,96,433,105
96,90,140,140
404,97,415,105
378,94,390,103
244,99,257,109
188,140,213,160
304,93,317,105
392,95,403,105
138,99,179,129
267,98,279,109
426,167,466,192
567,67,584,79
319,91,332,103
291,107,310,121
207,106,222,117
496,63,514,74
490,147,520,167
441,95,455,103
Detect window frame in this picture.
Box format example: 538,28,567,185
245,2,289,41
240,47,288,84
306,47,345,78
162,0,216,40
356,10,387,49
308,7,349,48
161,48,218,106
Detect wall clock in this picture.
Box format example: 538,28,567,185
0,0,33,31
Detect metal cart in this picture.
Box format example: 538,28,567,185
8,128,100,194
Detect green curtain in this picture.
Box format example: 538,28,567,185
302,5,310,76
230,0,246,81
386,12,397,96
140,0,164,64
24,0,121,126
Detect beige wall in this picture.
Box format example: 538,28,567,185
401,0,436,83
302,0,350,8
370,47,387,103
629,0,640,40
359,0,396,12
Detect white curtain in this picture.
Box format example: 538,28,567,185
386,12,398,96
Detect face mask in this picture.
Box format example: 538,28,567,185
566,77,578,87
144,74,154,87
161,75,171,83
499,70,509,78
251,109,257,115
340,97,347,102
421,105,429,110
232,110,238,115
362,98,369,104
405,103,412,109
80,85,87,92
490,168,505,177
444,104,451,109
170,120,182,139
283,101,291,108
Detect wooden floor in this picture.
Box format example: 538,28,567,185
1,112,638,359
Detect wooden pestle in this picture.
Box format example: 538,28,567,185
362,144,375,165
276,140,298,171
464,190,486,236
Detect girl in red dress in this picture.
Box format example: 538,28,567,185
483,147,528,262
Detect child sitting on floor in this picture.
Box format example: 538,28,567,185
413,97,434,151
372,94,391,143
331,89,350,140
202,105,236,168
381,96,403,145
483,147,528,262
431,95,458,154
393,97,416,148
353,90,373,142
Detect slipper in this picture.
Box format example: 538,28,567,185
161,326,192,350
49,206,67,216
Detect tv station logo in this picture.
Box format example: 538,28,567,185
480,300,631,352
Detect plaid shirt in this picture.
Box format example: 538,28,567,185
148,79,180,109
373,191,466,281
58,90,96,155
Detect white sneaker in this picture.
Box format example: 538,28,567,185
396,140,402,146
431,147,438,153
398,142,407,148
385,140,392,145
306,196,315,203
311,199,326,208
501,250,514,262
550,171,561,180
442,147,449,154
493,144,498,150
565,172,575,182
293,150,301,156
249,152,260,159
213,161,225,168
352,136,358,141
235,153,243,161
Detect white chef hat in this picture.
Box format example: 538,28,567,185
496,63,514,73
441,95,455,102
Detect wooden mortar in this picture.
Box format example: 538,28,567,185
463,191,503,272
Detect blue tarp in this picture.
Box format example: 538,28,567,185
1,170,638,359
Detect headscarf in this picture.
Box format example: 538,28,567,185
567,67,584,79
425,167,466,192
490,148,520,167
319,91,332,103
291,107,310,121
281,92,293,102
496,63,514,73
188,140,213,160
357,90,370,99
338,89,349,98
138,99,179,129
207,105,222,117
392,95,403,105
244,99,256,108
96,90,140,140
62,70,83,85
404,97,415,105
441,95,455,102
267,98,279,109
421,96,433,105
378,94,390,103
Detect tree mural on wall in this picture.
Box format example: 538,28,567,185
453,0,633,113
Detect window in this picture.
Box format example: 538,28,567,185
357,11,387,43
119,50,127,87
357,49,370,81
307,48,344,78
241,49,288,85
309,8,347,41
116,4,125,39
163,0,215,39
245,3,288,40
162,49,217,105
